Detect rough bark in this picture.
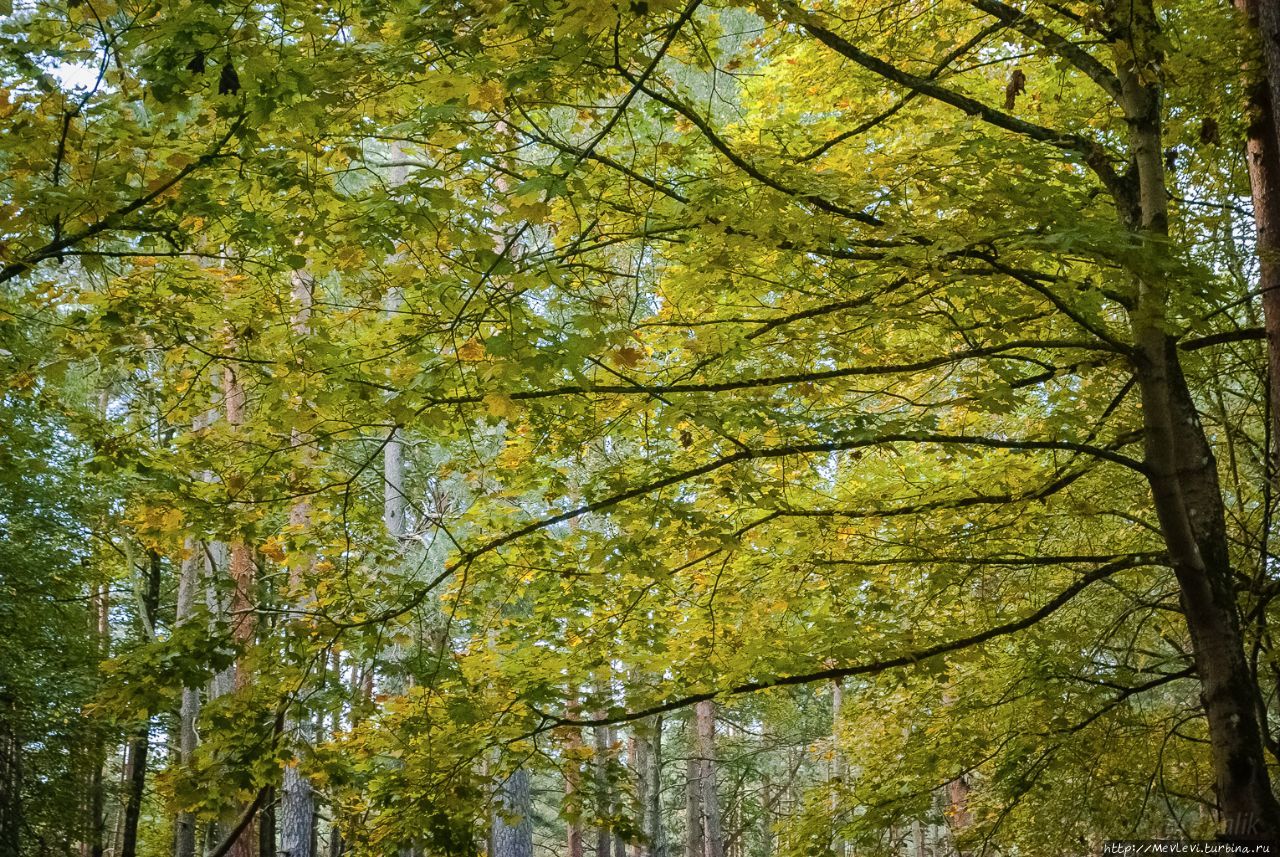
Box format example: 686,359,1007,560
1238,0,1280,464
279,268,316,857
595,708,613,857
684,705,704,857
630,727,648,857
694,701,724,857
565,710,585,857
1114,0,1280,838
491,769,534,857
684,739,703,857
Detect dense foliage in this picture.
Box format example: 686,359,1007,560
4,0,1280,854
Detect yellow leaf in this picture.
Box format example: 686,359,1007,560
484,393,519,420
612,346,644,368
456,339,486,362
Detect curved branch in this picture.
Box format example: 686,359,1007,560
541,555,1151,728
0,113,247,285
783,2,1125,198
966,0,1123,101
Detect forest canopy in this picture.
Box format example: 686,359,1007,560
4,0,1280,854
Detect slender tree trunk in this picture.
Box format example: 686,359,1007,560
279,268,316,857
630,727,648,857
595,703,613,857
260,786,277,857
120,551,161,857
830,681,844,857
88,583,109,857
684,738,703,857
565,700,585,857
1112,0,1280,839
175,538,202,857
694,701,724,857
223,361,259,857
647,716,665,857
0,693,21,857
611,726,626,857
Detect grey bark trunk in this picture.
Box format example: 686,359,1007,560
694,701,724,857
595,710,612,857
491,769,533,857
279,268,316,857
647,716,665,857
174,538,202,857
631,726,649,857
686,706,706,857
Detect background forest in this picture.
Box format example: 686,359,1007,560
4,0,1280,854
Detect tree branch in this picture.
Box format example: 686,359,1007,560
540,555,1150,728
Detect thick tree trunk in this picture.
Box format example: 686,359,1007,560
1116,0,1280,838
491,769,533,857
1136,333,1280,838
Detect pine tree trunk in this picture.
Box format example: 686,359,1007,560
684,703,704,857
694,701,723,857
491,769,533,857
1237,0,1280,462
630,727,648,857
684,739,703,857
223,362,259,857
565,707,585,857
